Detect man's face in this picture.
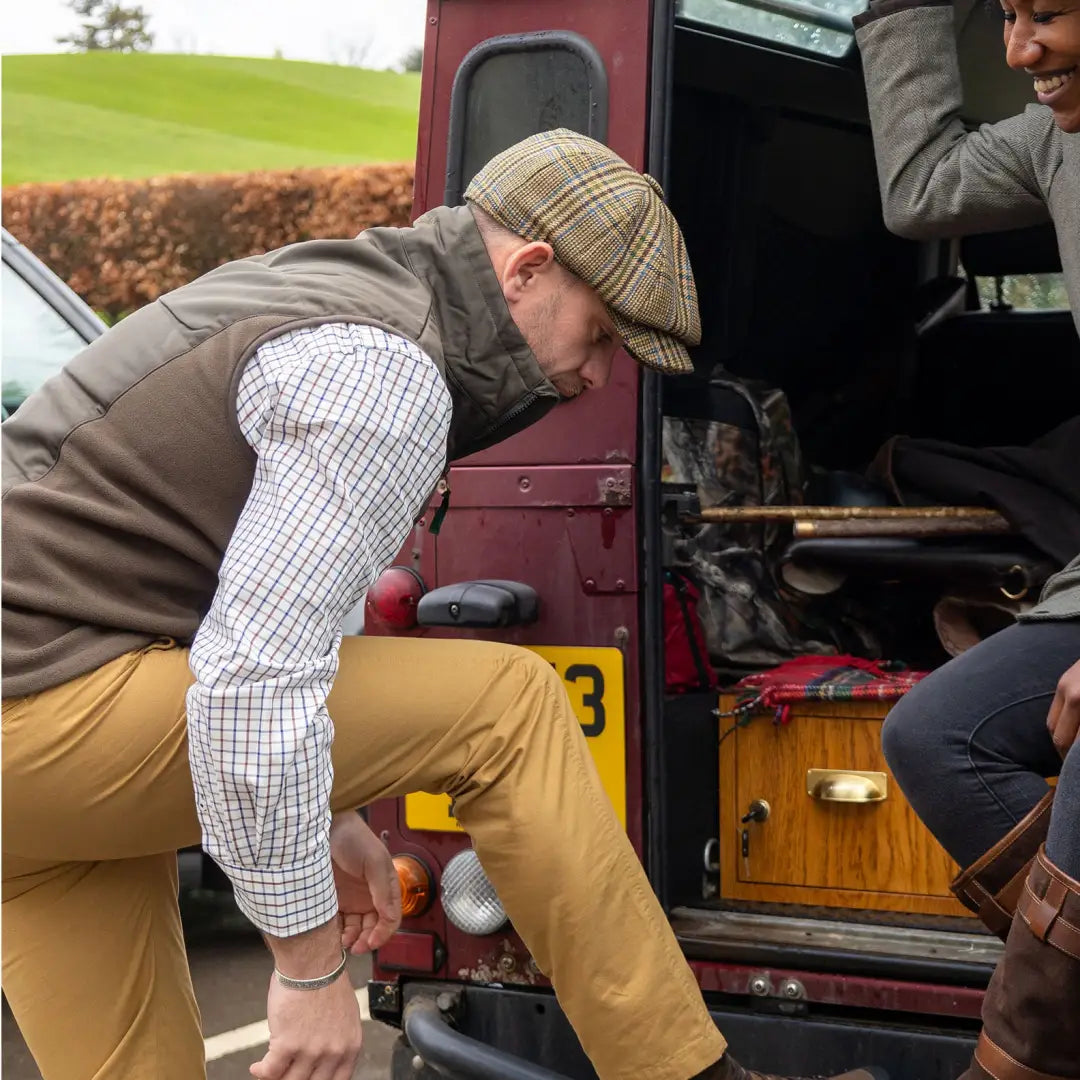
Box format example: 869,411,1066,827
499,243,622,400
1003,0,1080,132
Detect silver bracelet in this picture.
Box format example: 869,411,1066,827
274,947,349,991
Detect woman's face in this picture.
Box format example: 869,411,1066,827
1002,0,1080,132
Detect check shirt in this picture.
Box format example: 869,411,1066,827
186,323,451,937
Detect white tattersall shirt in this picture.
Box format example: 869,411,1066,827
186,323,451,937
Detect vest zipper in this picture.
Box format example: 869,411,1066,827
433,391,551,535
476,391,541,442
429,478,451,536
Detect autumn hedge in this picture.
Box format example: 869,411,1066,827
1,164,415,320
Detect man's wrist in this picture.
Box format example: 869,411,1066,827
274,947,349,991
265,916,343,980
330,808,364,834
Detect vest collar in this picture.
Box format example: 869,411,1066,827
398,204,559,459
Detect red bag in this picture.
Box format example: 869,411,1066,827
732,654,928,724
663,570,718,693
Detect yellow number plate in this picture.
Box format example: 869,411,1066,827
404,646,626,832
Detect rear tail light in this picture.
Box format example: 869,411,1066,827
375,929,440,973
393,853,434,917
440,849,508,935
366,566,426,632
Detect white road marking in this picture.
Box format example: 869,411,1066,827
204,987,371,1062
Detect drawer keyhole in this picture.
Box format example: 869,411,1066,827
741,798,771,825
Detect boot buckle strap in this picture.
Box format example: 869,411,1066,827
981,866,1029,938
948,792,1054,940
1017,876,1080,959
954,867,1030,940
1023,876,1067,942
974,1032,1069,1080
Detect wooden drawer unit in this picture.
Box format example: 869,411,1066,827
718,694,973,917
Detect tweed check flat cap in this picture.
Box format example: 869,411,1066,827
464,128,700,375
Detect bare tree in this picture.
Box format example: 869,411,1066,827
342,37,374,67
171,31,200,54
56,0,154,52
399,45,423,73
326,31,375,67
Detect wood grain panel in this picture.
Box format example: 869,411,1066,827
718,694,974,918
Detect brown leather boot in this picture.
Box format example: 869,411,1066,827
961,844,1080,1080
950,789,1054,941
693,1053,887,1080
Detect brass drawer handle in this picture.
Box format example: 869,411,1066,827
806,769,888,803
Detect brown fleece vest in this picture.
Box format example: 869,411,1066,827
2,205,557,697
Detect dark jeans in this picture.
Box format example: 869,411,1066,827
881,620,1080,878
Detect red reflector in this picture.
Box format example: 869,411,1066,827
365,566,425,632
376,930,440,973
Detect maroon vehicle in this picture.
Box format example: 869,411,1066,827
359,1,1080,1077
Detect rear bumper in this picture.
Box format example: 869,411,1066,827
401,995,570,1080
379,980,978,1080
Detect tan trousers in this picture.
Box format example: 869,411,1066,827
2,637,726,1080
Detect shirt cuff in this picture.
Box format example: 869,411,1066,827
853,0,949,31
223,857,339,938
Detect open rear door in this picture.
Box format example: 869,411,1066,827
367,0,678,1012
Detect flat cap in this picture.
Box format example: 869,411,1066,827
465,128,700,375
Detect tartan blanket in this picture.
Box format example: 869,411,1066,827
728,655,929,726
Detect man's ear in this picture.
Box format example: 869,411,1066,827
501,241,557,305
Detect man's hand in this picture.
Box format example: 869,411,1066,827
1048,657,1080,759
330,810,402,954
251,968,362,1080
249,813,398,1077
254,920,362,1079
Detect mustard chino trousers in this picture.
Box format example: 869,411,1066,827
2,637,726,1080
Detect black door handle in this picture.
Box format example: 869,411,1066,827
416,580,539,628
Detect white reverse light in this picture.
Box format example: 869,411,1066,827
440,849,508,936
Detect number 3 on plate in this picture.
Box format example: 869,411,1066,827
564,663,606,736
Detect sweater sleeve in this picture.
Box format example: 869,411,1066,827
854,0,1056,240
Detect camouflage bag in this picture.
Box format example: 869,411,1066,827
662,374,835,671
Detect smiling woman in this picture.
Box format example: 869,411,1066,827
1003,0,1080,130
852,0,1080,337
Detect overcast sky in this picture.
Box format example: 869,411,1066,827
4,0,428,68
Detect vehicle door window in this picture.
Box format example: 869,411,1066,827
970,271,1069,311
444,30,608,203
2,262,89,413
677,0,868,58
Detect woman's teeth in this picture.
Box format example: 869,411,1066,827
1034,70,1074,94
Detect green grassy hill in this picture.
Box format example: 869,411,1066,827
2,52,421,186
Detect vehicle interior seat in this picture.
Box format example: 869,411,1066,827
777,222,1076,600
906,222,1079,447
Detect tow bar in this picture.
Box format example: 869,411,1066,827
403,995,572,1080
